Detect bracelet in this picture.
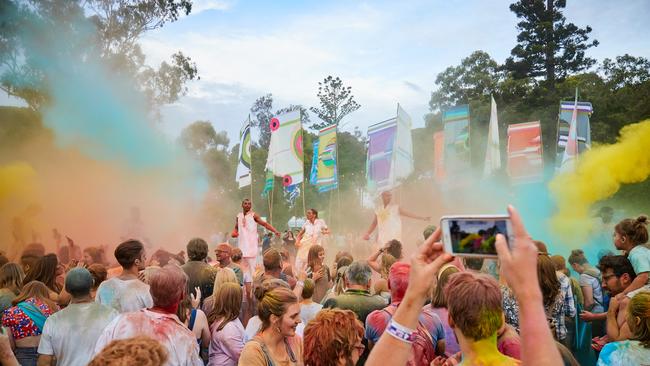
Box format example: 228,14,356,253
296,281,304,287
386,319,416,344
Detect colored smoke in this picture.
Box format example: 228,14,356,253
550,119,650,243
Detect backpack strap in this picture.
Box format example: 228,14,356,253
188,308,197,331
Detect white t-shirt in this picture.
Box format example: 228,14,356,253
38,302,118,366
299,303,322,325
244,316,305,342
94,309,202,366
95,277,153,313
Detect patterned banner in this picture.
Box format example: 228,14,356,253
556,99,592,170
316,125,338,193
261,169,274,198
507,121,543,184
236,117,252,188
266,111,304,187
442,105,471,179
309,140,319,185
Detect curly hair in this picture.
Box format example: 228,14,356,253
88,336,168,366
304,309,364,366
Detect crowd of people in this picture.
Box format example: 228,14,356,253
0,204,648,366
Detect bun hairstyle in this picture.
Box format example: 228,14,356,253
257,285,298,332
615,215,649,246
568,249,588,265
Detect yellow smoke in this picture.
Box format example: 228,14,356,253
0,162,39,207
550,119,650,241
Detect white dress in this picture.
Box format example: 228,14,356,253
296,218,327,264
237,211,259,258
375,203,401,245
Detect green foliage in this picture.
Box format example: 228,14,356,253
309,76,361,130
249,93,310,146
505,0,599,84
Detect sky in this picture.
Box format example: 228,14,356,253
3,0,650,145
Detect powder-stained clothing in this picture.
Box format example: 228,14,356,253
94,309,202,366
598,339,650,366
365,303,445,347
38,302,118,366
237,211,259,258
95,277,153,313
629,245,650,282
421,305,459,356
497,324,522,360
296,219,328,264
375,203,401,245
322,289,385,325
2,298,55,340
182,260,218,301
299,302,322,325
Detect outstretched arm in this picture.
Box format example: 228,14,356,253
398,207,430,221
254,214,280,236
363,215,378,240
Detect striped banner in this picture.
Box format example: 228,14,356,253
507,121,543,184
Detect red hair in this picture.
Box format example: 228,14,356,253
388,262,410,303
304,309,364,366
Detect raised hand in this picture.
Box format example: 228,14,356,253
191,287,202,309
408,227,453,299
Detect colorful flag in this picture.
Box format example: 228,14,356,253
261,169,274,198
433,131,446,183
366,105,414,192
442,105,471,180
560,91,580,172
266,111,304,187
309,140,319,185
556,93,592,171
507,121,543,184
236,116,252,188
316,124,338,193
483,96,501,177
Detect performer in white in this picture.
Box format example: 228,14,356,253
295,208,329,270
232,199,280,276
362,190,430,245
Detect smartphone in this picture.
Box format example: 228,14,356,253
440,215,513,258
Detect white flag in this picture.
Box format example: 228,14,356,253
236,116,252,188
483,95,501,177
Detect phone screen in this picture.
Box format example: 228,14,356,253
443,217,510,256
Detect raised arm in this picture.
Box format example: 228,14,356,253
367,246,385,274
253,214,280,236
363,215,378,240
398,207,430,221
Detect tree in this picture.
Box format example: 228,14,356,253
429,51,501,112
505,0,598,85
600,54,650,89
179,120,229,156
0,0,198,113
310,76,360,130
250,94,310,147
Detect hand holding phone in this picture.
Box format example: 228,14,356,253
440,215,513,258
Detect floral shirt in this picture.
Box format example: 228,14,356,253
1,298,55,340
501,285,569,340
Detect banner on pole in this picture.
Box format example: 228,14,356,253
261,169,274,198
483,96,501,177
236,117,252,188
507,121,543,185
309,140,319,185
433,131,446,183
442,105,471,180
556,100,592,171
316,124,338,193
266,111,304,187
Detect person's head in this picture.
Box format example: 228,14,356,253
431,264,460,307
257,285,300,337
306,208,319,221
304,309,365,366
207,282,242,330
87,263,108,290
23,253,58,292
568,249,589,273
83,247,104,265
215,243,232,265
379,254,396,280
614,215,649,250
627,292,650,348
423,225,437,240
186,238,208,261
550,255,569,275
0,263,25,293
148,265,187,312
380,190,392,205
333,266,348,296
538,254,561,308
533,240,548,254
387,262,410,304
213,267,239,292
344,261,372,290
242,198,252,212
335,253,353,270
20,243,45,273
13,280,57,310
88,336,168,366
463,257,484,271
385,239,402,259
598,255,636,296
445,272,503,342
231,247,243,263
596,206,614,224
263,248,282,274
335,251,353,264
114,239,146,271
301,278,315,300
308,245,325,269
65,268,94,298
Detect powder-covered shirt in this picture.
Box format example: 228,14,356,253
422,305,459,355
579,271,605,313
38,302,118,366
598,339,650,366
629,245,650,283
94,309,202,366
365,303,445,346
299,302,322,325
95,277,153,313
2,298,55,340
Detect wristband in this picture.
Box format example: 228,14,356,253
386,319,416,344
296,281,304,288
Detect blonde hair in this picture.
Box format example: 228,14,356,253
0,263,25,293
628,292,650,348
213,267,238,290
258,286,298,332
208,282,242,331
380,254,396,279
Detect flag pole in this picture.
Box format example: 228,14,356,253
248,114,254,206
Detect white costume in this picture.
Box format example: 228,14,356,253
237,211,259,275
296,218,327,270
375,203,402,245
